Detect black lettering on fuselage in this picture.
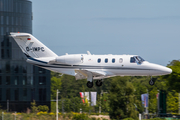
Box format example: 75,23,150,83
26,47,45,52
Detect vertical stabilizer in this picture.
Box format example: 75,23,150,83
10,33,58,58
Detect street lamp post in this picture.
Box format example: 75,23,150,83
56,89,60,120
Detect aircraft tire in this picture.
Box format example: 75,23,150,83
149,80,154,86
87,81,93,88
96,80,103,87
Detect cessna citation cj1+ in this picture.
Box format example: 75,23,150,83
10,33,172,88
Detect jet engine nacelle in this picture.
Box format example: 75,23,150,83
49,55,83,65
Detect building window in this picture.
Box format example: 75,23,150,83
7,49,10,58
23,88,27,101
6,16,9,25
27,76,34,85
23,76,27,85
38,67,46,74
14,76,19,85
1,27,3,35
0,76,1,85
1,49,4,58
1,16,3,24
15,88,19,101
6,62,10,73
0,88,2,101
22,65,27,73
6,88,10,100
0,64,2,73
6,76,10,85
14,65,19,73
39,88,46,101
112,58,115,63
97,58,101,63
31,88,35,101
105,58,108,63
39,76,46,85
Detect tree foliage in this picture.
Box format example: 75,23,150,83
51,75,61,100
167,90,178,113
162,60,180,92
109,77,138,119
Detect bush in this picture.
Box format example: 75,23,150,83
31,100,38,113
72,113,88,120
123,118,134,120
38,105,49,112
91,117,96,120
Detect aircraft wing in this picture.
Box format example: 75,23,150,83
75,69,114,80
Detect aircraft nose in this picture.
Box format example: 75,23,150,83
165,67,172,74
148,63,172,75
156,64,172,75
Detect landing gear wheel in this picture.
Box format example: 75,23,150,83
149,79,154,86
96,80,103,87
87,81,93,88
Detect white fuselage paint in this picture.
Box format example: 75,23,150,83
26,54,172,79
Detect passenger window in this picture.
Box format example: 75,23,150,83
105,58,108,63
130,57,135,63
97,58,101,63
119,58,123,63
112,58,115,63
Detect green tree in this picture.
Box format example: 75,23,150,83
51,76,61,100
162,60,180,92
167,90,178,113
101,93,110,112
148,88,158,113
109,76,138,119
31,100,39,113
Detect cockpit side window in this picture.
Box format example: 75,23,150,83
130,57,136,63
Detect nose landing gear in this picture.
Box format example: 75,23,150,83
149,77,155,86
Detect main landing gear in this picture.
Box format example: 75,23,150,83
86,79,103,88
87,81,93,88
149,77,155,86
96,79,103,87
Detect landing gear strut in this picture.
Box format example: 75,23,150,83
149,77,154,86
87,81,93,88
96,79,103,87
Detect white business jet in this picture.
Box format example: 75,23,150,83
10,33,172,88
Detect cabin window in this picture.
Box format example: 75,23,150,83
105,58,108,63
97,58,101,63
112,58,115,63
119,58,123,63
130,57,135,63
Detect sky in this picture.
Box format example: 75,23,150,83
30,0,180,66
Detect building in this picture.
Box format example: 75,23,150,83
0,0,51,112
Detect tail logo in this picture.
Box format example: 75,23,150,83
26,47,45,52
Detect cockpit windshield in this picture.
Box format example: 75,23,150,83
134,56,145,63
130,56,145,64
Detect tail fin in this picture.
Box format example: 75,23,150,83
10,33,58,58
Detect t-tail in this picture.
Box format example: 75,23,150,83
10,33,58,58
